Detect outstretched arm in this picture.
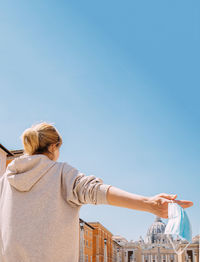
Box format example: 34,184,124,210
61,163,193,215
106,186,193,219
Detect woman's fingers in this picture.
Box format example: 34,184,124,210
158,193,177,200
158,194,194,209
173,199,194,208
162,199,193,219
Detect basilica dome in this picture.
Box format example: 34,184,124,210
146,216,167,244
147,216,166,235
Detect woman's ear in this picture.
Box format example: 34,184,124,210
48,143,57,154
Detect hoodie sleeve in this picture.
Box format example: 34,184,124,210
61,162,112,208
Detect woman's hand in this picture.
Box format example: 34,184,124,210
147,193,194,219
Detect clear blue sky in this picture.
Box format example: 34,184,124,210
1,1,199,241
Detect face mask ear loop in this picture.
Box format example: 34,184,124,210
167,235,191,255
167,235,180,255
177,241,191,255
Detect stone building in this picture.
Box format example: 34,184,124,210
120,216,199,262
112,239,123,262
112,235,128,262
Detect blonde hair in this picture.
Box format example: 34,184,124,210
21,122,62,155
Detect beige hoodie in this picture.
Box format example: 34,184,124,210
0,154,111,262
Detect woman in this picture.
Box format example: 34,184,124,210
0,122,193,262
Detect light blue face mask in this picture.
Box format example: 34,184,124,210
164,201,192,255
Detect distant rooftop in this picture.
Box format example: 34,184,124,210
0,144,13,156
7,149,24,159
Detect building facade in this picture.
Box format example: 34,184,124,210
87,222,114,262
120,216,199,262
79,219,94,262
112,239,124,262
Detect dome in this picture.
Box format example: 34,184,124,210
147,216,166,235
146,216,167,244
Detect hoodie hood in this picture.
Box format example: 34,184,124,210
6,154,57,192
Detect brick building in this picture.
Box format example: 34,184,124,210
79,218,94,262
87,222,114,262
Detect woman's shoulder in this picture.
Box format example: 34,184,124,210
56,160,78,174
